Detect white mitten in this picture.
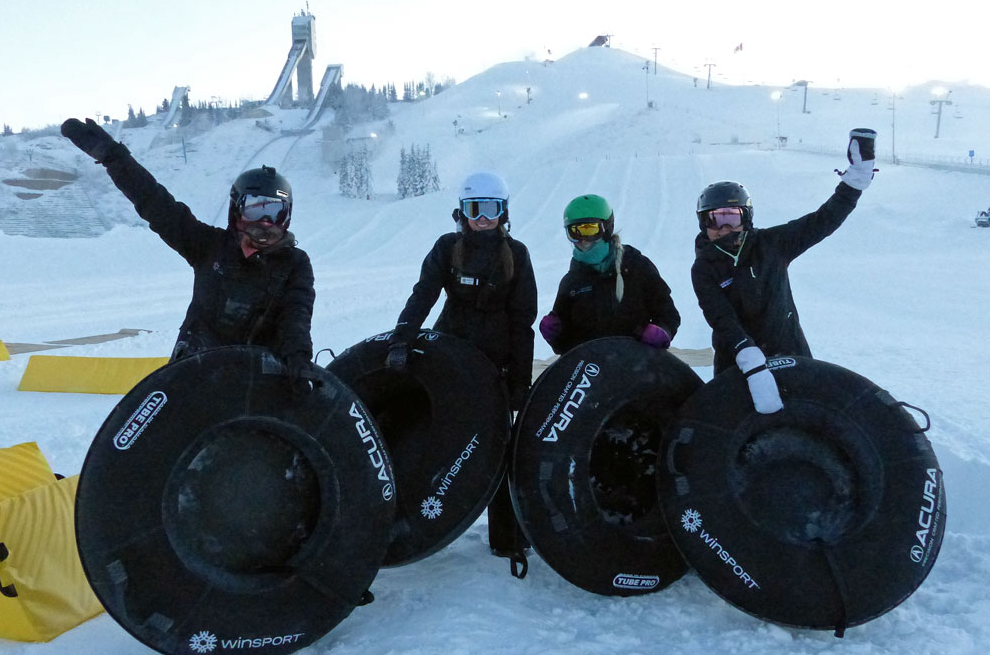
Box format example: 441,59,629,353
837,128,877,191
735,346,784,414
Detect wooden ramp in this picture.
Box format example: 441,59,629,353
2,330,149,356
533,346,713,378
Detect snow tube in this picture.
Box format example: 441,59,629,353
659,356,946,634
326,330,511,566
76,346,395,655
511,337,702,596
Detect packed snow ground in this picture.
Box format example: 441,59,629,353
2,47,989,654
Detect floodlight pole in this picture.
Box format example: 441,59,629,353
890,91,898,164
643,61,651,107
652,47,661,74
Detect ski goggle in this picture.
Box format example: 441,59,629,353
706,207,744,229
460,198,505,221
566,221,605,242
239,194,290,224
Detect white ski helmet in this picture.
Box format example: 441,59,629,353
458,171,509,202
455,170,511,227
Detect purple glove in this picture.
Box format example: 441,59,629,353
539,313,562,343
639,324,671,349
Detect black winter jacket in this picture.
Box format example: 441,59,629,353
548,240,680,355
390,229,538,395
103,153,315,362
691,181,861,373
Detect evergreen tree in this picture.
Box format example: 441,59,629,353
2,124,13,137
423,144,440,193
136,108,148,127
354,145,373,199
397,147,410,199
338,155,353,198
179,93,193,126
127,105,136,122
396,143,441,198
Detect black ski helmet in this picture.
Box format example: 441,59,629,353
228,165,293,229
696,181,753,231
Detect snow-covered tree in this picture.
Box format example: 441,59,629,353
397,143,441,198
338,156,352,198
340,146,373,199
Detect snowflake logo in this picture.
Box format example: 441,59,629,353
420,496,443,520
681,509,702,533
189,631,217,653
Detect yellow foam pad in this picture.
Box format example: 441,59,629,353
0,443,55,500
0,340,10,361
0,475,104,642
18,355,169,395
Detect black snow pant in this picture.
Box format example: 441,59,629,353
487,417,530,579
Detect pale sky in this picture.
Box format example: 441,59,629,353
2,0,987,131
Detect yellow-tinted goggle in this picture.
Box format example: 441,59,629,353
566,221,604,242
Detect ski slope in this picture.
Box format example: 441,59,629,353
2,46,990,655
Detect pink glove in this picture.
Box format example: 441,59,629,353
539,313,562,343
639,324,671,349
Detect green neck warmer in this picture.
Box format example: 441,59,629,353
573,239,613,272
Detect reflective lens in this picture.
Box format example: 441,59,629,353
461,198,504,220
566,221,604,242
240,194,289,223
707,207,743,229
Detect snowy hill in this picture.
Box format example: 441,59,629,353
2,45,990,655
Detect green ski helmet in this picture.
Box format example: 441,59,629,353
563,194,614,240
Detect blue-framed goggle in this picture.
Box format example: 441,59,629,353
461,198,504,221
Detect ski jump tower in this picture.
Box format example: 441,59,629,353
266,10,316,107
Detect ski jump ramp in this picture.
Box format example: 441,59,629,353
161,86,189,128
302,64,343,129
266,40,307,106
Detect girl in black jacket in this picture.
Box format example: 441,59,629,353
60,118,315,383
540,194,680,354
386,171,537,410
691,128,877,414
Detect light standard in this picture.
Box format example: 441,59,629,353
497,90,501,117
643,61,651,108
888,88,901,164
771,90,782,147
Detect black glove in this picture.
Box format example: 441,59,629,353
385,342,409,371
60,118,127,164
284,352,317,398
